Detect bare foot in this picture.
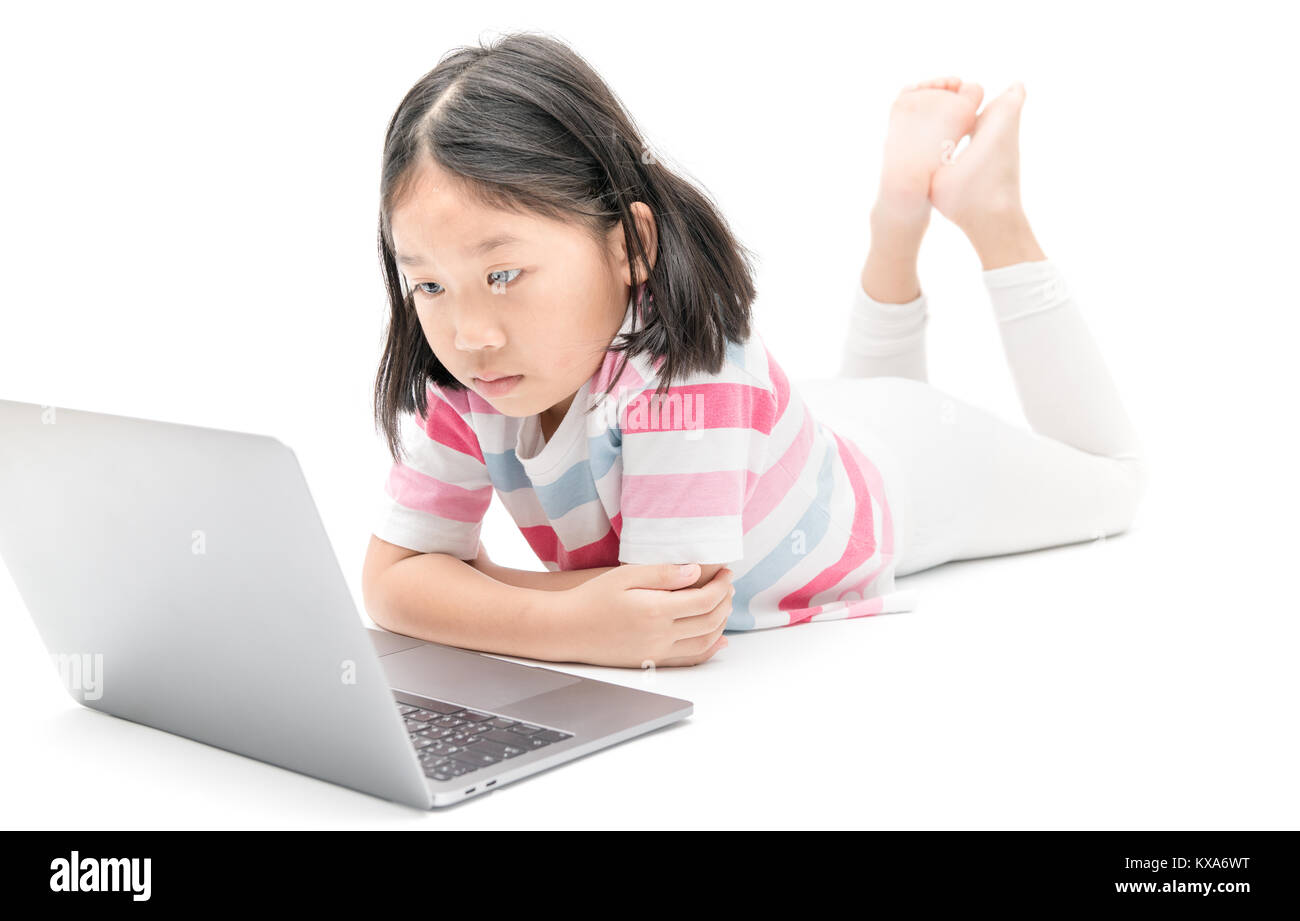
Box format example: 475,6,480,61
874,76,984,230
930,81,1027,232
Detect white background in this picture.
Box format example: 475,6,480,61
1,0,1296,829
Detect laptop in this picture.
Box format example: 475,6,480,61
0,398,692,808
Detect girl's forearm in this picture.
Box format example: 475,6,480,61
367,552,574,661
472,558,619,591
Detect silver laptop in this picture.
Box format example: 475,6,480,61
0,398,692,808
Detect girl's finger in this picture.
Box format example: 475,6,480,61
667,571,733,620
671,584,734,641
654,634,729,668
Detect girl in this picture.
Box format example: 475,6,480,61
363,34,1147,669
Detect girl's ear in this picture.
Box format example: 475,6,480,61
613,201,658,287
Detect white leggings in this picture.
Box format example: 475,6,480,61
794,258,1148,578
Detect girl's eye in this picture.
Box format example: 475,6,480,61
411,268,521,299
487,268,522,290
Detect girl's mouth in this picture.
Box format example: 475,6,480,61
472,374,524,397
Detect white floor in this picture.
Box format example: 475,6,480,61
3,461,1294,828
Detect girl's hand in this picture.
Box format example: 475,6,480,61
558,563,734,668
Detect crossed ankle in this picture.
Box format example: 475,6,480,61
953,198,1029,237
870,191,931,235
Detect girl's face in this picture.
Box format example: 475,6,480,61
389,159,650,426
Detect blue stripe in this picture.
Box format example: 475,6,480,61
532,459,600,519
586,428,621,480
484,449,530,492
487,435,612,517
724,337,747,373
724,436,837,631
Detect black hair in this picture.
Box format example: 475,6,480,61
373,30,758,461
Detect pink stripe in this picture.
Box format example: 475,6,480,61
843,596,885,618
819,432,898,603
842,433,895,558
519,522,621,570
621,381,776,435
741,407,815,533
622,469,748,518
594,291,649,395
765,346,792,417
593,347,646,394
824,431,899,597
386,463,492,522
787,604,824,626
422,397,485,463
463,388,502,416
777,431,877,611
430,381,497,417
785,594,886,627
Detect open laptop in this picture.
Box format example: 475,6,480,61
0,398,692,808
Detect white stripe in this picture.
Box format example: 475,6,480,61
620,513,742,549
620,426,760,476
372,502,481,558
397,410,491,485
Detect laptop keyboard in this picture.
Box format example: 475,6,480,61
396,698,574,783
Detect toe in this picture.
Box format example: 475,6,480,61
957,81,985,110
913,76,961,91
999,81,1027,109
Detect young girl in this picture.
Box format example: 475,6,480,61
363,34,1147,669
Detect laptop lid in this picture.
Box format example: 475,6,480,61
0,399,431,809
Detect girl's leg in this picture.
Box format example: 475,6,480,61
814,79,1147,576
842,256,1148,577
839,206,932,382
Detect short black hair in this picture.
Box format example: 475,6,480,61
373,30,758,462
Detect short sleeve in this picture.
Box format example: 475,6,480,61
372,391,493,559
617,377,777,565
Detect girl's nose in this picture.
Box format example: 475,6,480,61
452,303,507,352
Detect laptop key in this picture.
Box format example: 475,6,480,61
417,699,466,716
450,749,500,767
405,701,574,761
465,738,520,758
481,729,550,749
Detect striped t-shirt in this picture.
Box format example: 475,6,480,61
373,293,919,631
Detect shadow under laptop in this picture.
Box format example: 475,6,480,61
40,705,434,821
